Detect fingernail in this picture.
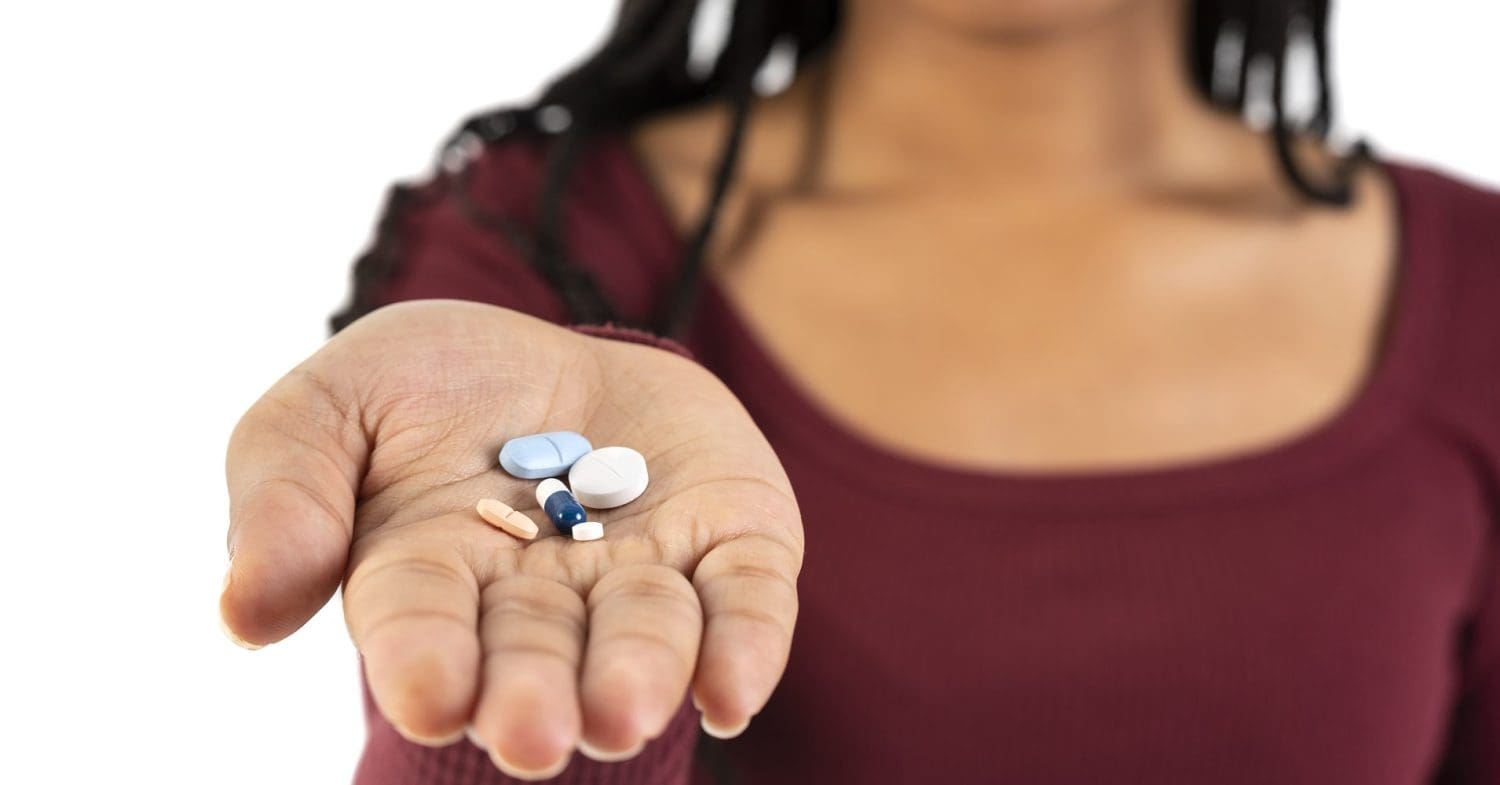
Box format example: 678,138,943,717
219,614,263,650
490,749,570,781
701,714,750,740
396,725,464,747
218,560,264,650
576,737,644,763
464,726,487,751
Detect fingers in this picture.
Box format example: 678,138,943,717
221,369,365,648
344,530,481,745
344,528,792,764
691,533,801,738
471,576,587,779
579,564,703,758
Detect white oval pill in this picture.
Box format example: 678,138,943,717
571,521,604,541
568,446,649,509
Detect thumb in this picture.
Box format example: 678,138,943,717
220,366,366,648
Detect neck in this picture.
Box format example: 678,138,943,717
817,0,1245,194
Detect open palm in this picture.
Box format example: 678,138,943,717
219,301,802,779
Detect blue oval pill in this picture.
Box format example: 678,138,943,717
498,431,593,479
536,478,587,533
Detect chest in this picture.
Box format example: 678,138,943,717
713,192,1395,471
719,420,1487,784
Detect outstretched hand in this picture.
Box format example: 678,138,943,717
220,301,802,779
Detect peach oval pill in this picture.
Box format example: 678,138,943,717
570,521,604,542
475,498,539,540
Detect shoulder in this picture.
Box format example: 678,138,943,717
1388,161,1500,271
1394,162,1500,364
1392,160,1500,452
341,114,677,328
1389,160,1500,332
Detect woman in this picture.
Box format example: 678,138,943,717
218,0,1500,782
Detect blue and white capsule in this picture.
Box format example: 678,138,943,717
536,478,588,534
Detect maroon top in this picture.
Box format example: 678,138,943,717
349,134,1500,785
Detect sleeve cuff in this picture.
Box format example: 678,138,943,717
571,323,695,361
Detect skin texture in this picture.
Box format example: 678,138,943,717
223,0,1398,778
634,0,1395,471
221,303,801,778
872,0,1136,36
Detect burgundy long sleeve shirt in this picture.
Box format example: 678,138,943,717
347,134,1500,784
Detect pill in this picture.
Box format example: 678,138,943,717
568,446,649,509
536,478,587,534
499,431,594,479
570,521,604,542
475,498,539,540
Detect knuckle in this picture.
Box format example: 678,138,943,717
237,475,349,541
482,640,578,672
719,602,797,640
702,559,797,593
346,548,475,605
358,606,474,645
512,534,603,590
694,531,803,585
603,536,666,569
753,529,806,570
596,628,695,667
591,565,698,613
481,578,587,635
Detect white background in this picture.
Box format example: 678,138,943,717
0,2,1495,783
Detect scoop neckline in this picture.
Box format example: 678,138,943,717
608,134,1441,514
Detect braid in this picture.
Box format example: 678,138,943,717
659,76,756,335
1307,0,1334,134
1267,1,1363,205
656,0,773,335
1192,0,1365,204
535,125,618,324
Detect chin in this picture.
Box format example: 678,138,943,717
882,0,1143,36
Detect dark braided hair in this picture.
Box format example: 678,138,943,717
333,0,1364,336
